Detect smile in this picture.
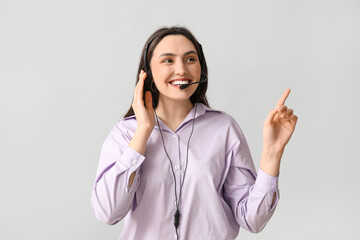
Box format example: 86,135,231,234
170,80,189,86
169,79,191,86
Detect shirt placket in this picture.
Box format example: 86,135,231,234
169,131,182,239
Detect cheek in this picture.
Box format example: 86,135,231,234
193,63,202,79
150,64,170,80
151,68,170,89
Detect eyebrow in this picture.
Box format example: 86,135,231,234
158,50,197,59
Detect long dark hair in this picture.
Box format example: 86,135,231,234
124,26,210,118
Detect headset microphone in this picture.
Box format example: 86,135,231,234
180,78,208,90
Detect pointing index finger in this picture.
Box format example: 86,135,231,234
276,88,291,107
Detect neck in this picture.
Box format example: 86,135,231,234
155,98,194,132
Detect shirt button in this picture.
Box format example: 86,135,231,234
174,165,179,170
132,159,137,165
173,233,178,239
174,200,178,205
173,134,177,138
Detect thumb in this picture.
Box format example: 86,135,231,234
264,107,278,125
144,91,153,110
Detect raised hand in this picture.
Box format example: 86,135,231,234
263,88,298,152
260,89,298,176
131,70,155,133
128,70,155,157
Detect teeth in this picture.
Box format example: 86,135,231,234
171,80,189,86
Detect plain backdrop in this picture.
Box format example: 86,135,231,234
1,0,359,239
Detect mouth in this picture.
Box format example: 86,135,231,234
169,78,191,87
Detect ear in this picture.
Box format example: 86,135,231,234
150,81,157,93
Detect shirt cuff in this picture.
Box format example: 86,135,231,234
115,145,145,171
254,168,279,193
114,146,145,193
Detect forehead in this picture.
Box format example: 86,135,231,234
152,35,197,56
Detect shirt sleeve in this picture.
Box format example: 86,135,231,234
90,121,145,225
223,123,280,233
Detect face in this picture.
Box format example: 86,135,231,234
149,35,201,105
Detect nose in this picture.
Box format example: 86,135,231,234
174,60,187,76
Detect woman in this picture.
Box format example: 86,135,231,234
91,26,298,240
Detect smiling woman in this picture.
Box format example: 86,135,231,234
90,26,298,240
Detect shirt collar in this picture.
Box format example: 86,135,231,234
123,103,221,132
154,103,221,133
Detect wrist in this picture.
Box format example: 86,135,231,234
136,126,153,138
128,127,153,155
262,145,284,158
260,146,284,177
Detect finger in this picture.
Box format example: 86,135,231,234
276,88,291,108
133,72,146,109
135,70,144,88
290,114,298,126
135,70,147,101
138,70,146,92
145,91,153,110
134,70,142,95
280,108,293,118
277,105,288,113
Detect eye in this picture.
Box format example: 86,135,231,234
186,56,197,62
162,58,173,63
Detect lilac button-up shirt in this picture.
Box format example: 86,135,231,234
91,103,279,240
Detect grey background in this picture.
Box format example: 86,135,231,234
1,0,359,239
